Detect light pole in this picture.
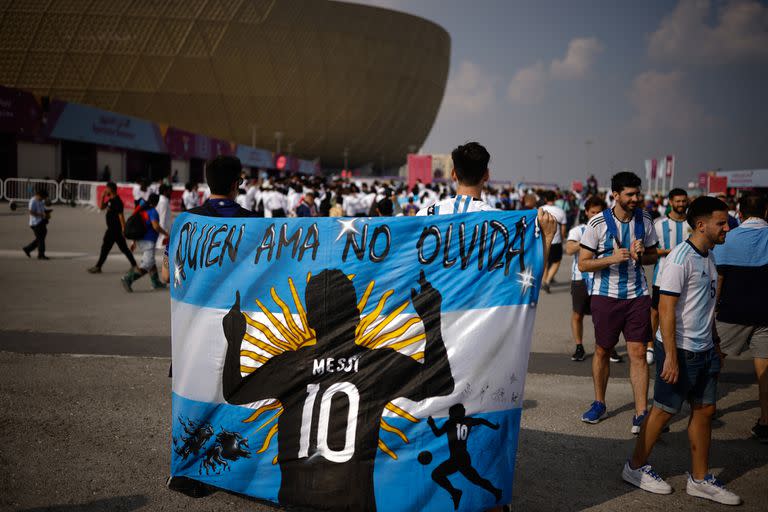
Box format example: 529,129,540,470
274,131,283,155
343,147,349,171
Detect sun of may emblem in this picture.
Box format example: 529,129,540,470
237,273,425,464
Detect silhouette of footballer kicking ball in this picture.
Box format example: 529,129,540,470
427,403,502,510
221,269,455,511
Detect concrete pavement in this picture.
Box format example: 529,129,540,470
1,206,765,511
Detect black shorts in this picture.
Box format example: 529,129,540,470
651,285,660,310
548,243,563,264
571,280,591,315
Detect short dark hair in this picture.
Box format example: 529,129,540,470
451,142,490,186
687,196,728,228
541,190,556,203
148,193,160,207
36,186,49,198
611,171,641,193
106,181,117,193
159,183,171,196
584,196,606,211
668,188,687,200
739,193,767,220
206,155,242,195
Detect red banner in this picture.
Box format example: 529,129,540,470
650,159,658,179
407,154,432,189
708,176,728,194
665,155,674,177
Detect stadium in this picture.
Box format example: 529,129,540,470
0,0,450,181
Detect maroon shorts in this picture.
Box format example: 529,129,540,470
591,295,652,349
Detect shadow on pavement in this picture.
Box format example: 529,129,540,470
512,427,765,511
19,495,148,511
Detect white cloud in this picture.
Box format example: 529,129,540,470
628,70,714,135
507,37,602,104
506,62,547,105
550,37,604,79
648,0,768,64
442,60,496,114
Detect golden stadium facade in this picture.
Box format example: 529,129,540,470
0,0,450,169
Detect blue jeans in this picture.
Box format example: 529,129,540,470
652,340,720,414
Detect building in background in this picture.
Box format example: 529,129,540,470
0,0,450,180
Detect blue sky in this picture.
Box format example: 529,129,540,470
351,0,768,188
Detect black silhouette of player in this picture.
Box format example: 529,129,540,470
427,403,502,510
222,269,454,511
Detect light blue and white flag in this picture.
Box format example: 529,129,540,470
169,210,544,511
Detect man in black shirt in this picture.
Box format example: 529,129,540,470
88,182,137,273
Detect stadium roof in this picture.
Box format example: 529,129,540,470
0,0,450,169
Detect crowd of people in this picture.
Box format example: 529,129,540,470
21,142,767,509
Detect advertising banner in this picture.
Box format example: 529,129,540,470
235,145,274,169
49,103,165,153
169,211,543,511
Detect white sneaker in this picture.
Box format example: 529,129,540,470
622,461,672,494
686,473,741,505
646,347,655,365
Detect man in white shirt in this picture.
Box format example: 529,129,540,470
541,190,567,293
649,189,691,364
623,196,740,506
23,188,50,260
565,196,605,361
155,184,172,248
182,182,200,211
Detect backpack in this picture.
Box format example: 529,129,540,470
124,205,148,240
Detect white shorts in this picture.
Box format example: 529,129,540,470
136,240,156,270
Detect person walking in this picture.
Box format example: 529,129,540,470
565,196,605,361
713,192,768,443
577,171,659,433
155,184,172,248
121,193,168,291
22,187,50,260
88,182,138,273
622,196,741,506
541,190,567,293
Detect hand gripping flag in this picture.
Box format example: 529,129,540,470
169,210,544,511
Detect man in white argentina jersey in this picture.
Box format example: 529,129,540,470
648,188,691,365
578,171,659,434
623,196,741,506
565,196,605,362
418,141,555,512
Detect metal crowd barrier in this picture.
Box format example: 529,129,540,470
59,179,99,206
4,178,60,210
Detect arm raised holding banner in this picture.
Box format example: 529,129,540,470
222,291,291,404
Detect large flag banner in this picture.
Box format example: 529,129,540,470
169,210,544,511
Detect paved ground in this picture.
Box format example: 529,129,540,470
1,206,765,511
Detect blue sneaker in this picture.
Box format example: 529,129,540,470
581,401,606,424
632,410,648,435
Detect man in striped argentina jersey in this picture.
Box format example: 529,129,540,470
417,142,557,259
577,172,659,433
418,142,555,512
648,189,691,365
565,196,605,362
